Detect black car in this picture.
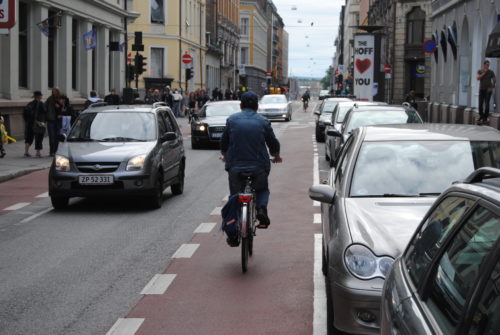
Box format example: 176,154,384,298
190,101,241,149
314,97,352,142
381,167,500,335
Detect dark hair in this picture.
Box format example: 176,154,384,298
90,90,97,98
240,91,259,110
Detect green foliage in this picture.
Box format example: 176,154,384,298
320,66,333,90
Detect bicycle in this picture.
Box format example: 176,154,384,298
302,99,309,112
237,172,257,273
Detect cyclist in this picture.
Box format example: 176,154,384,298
301,90,310,111
220,91,282,229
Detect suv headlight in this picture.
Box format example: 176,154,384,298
126,154,146,171
55,155,70,171
195,124,207,132
344,244,394,280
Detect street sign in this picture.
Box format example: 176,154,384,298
423,40,437,54
182,53,193,64
384,64,392,73
0,0,16,32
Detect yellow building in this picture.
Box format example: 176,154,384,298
127,0,207,92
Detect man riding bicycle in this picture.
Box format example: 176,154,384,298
220,91,282,229
301,90,310,111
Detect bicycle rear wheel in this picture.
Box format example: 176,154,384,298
241,204,249,273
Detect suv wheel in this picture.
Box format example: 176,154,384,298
315,127,324,142
171,163,185,195
149,174,164,209
51,196,69,210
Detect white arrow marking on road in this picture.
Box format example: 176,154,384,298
313,234,327,335
106,318,144,335
140,274,176,295
194,222,217,233
172,244,200,258
3,202,31,211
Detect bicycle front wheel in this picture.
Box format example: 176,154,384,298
241,204,249,273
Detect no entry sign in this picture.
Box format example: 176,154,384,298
0,0,16,30
182,53,193,64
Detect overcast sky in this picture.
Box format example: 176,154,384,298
273,0,342,79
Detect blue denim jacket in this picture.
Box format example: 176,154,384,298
220,109,280,172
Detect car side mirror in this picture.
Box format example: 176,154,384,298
161,132,177,142
314,111,321,116
326,129,342,137
309,185,336,204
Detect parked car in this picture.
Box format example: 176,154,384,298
324,101,387,165
257,94,292,121
49,102,185,210
381,167,500,335
309,124,500,334
328,104,423,163
319,89,330,100
190,100,241,149
314,97,352,142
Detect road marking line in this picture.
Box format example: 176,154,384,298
313,234,327,335
19,208,52,223
210,207,222,216
106,318,144,335
194,222,217,233
140,274,176,295
222,194,229,201
3,202,31,211
313,201,320,207
36,192,49,198
172,244,200,258
313,154,319,185
314,213,322,224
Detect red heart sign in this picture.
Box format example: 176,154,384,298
355,58,371,74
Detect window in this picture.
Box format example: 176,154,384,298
157,112,167,134
406,7,425,45
240,47,248,65
151,0,165,24
18,2,28,88
150,48,164,78
72,19,78,90
241,17,249,37
405,196,475,285
471,141,500,168
48,10,58,88
335,137,354,185
468,260,500,335
426,206,500,333
163,110,175,132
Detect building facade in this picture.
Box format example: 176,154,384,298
205,0,240,95
127,0,207,93
239,0,269,95
0,0,136,137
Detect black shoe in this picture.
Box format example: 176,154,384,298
256,207,270,229
226,236,240,247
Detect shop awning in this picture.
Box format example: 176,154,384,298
486,22,500,57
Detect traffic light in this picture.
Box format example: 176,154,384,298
134,54,147,75
337,74,343,84
186,68,193,80
127,64,135,82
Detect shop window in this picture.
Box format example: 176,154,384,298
406,7,425,45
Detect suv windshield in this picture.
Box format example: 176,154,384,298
336,105,354,123
199,104,240,117
345,110,422,133
322,102,338,113
350,141,500,197
68,112,156,142
260,95,287,104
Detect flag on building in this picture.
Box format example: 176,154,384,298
83,29,97,50
36,19,50,37
119,42,126,52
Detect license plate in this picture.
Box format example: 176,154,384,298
211,133,223,138
78,175,114,185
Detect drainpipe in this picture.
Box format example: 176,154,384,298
390,1,396,104
200,1,203,90
124,1,128,88
179,0,182,91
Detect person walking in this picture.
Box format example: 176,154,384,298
84,90,103,109
476,60,496,124
404,90,418,110
23,90,46,158
104,89,121,105
162,86,174,107
0,116,7,158
172,89,183,117
45,87,61,156
57,95,75,136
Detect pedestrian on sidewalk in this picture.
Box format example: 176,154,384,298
23,90,46,158
57,95,75,136
45,87,62,156
476,59,496,124
404,90,418,110
104,89,121,105
172,89,183,117
0,116,7,158
84,90,103,110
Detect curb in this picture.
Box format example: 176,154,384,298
0,166,51,184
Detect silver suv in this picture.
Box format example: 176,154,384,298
49,102,185,210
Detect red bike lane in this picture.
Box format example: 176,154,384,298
0,169,49,214
120,121,322,335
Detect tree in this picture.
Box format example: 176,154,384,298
320,66,333,90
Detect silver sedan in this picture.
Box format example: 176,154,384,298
257,94,292,121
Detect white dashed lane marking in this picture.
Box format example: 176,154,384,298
106,318,144,335
19,208,52,224
140,274,176,295
314,213,321,224
172,244,200,258
210,207,222,216
194,222,217,233
3,202,31,211
313,201,320,207
36,192,49,198
313,234,327,335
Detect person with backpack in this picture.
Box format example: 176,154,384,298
23,91,46,158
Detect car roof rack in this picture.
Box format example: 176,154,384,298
153,102,168,108
89,102,108,108
462,167,500,184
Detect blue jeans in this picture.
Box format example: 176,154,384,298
228,168,270,208
173,101,180,117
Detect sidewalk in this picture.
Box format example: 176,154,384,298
0,136,52,183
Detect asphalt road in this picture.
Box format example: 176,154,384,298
0,101,330,335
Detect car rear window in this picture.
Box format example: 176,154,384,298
199,104,240,117
260,95,287,104
345,110,422,133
